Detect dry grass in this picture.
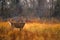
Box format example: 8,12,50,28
0,21,60,40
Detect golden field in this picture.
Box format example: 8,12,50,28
0,21,60,40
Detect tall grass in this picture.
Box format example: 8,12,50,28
0,25,60,40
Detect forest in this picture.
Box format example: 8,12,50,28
0,0,60,20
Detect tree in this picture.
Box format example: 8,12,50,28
52,0,60,18
0,0,22,20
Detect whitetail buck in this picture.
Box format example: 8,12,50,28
11,22,25,31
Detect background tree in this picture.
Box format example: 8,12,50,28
0,0,22,20
52,0,60,18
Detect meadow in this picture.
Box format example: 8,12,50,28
0,21,60,40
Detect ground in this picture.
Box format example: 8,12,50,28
0,21,60,40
